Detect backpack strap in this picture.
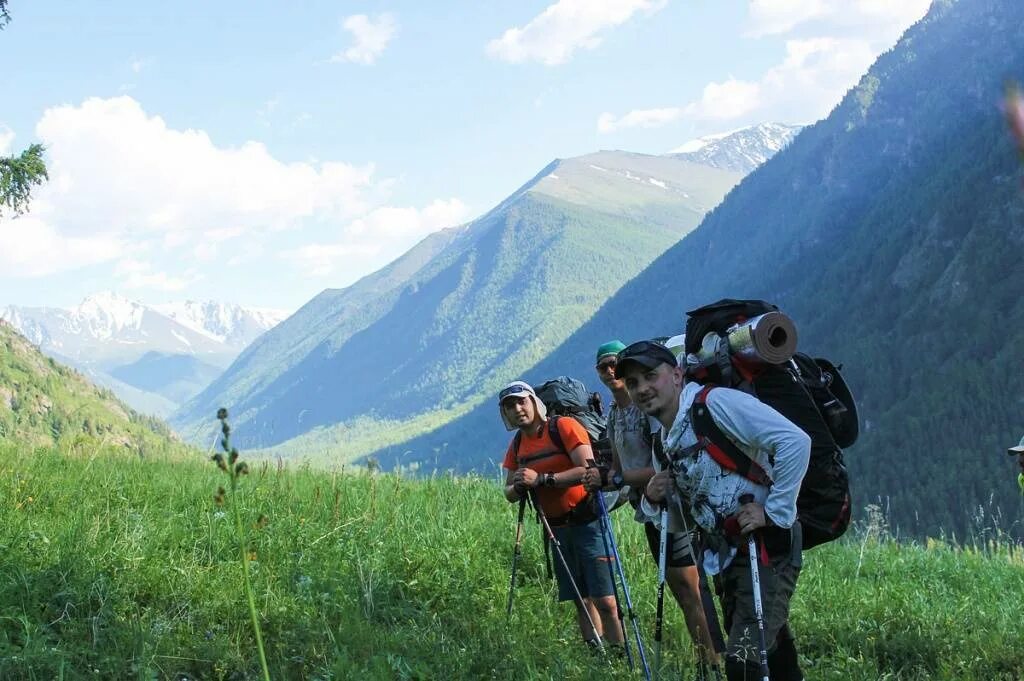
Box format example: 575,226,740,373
690,385,773,487
513,416,574,467
547,415,567,455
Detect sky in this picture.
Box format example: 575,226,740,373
0,0,931,312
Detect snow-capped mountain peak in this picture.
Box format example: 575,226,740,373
71,291,148,340
670,122,803,174
154,300,289,345
1,293,289,365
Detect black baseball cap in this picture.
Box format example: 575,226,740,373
615,340,678,377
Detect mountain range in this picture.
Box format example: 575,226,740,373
1,292,288,416
170,130,804,452
372,0,1024,540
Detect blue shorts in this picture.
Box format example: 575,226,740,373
550,519,616,602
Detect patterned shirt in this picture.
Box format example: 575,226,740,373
641,382,810,574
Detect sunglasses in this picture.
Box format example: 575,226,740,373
595,358,618,372
498,384,532,401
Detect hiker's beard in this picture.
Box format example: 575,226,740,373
635,388,669,418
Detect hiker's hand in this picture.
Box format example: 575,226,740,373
736,500,767,534
515,468,540,489
645,471,672,504
581,466,603,491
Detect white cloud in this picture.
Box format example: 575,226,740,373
24,96,378,239
0,96,469,293
487,0,665,66
331,13,397,65
282,198,471,278
0,125,13,155
746,0,930,40
684,78,763,121
746,0,829,36
599,1,928,132
0,213,125,277
598,107,683,133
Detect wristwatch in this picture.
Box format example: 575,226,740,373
543,472,556,487
611,472,625,490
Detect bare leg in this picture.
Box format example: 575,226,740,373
591,595,624,645
575,598,602,642
667,565,720,665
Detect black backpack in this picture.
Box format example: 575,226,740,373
683,299,857,550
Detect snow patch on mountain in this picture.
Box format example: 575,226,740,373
154,300,289,346
670,123,803,174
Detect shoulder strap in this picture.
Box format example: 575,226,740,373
514,417,574,467
547,415,567,455
690,385,773,487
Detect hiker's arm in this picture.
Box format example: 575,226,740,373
611,430,656,486
706,390,810,529
503,469,521,502
544,443,589,488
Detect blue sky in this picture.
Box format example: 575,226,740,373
0,0,930,312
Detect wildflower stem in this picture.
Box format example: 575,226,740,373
231,471,271,681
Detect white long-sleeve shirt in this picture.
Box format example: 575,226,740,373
640,381,810,573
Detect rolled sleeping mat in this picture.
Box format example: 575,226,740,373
726,312,798,365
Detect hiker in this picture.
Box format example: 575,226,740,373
615,341,810,681
1008,436,1024,495
584,340,722,672
499,380,625,650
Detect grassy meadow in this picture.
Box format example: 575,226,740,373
0,443,1022,680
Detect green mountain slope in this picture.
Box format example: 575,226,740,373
0,320,180,454
172,152,742,453
376,0,1024,540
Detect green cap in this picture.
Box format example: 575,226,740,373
596,340,626,364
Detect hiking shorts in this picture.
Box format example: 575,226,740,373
551,519,616,602
643,521,696,568
719,536,801,666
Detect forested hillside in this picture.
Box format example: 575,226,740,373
377,0,1024,540
0,320,181,455
173,152,742,454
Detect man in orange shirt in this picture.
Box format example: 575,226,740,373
500,380,624,650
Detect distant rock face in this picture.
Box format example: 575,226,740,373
670,123,803,174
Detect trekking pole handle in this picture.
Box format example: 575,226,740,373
739,493,770,681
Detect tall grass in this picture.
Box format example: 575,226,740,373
0,444,1021,680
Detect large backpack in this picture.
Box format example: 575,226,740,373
683,299,857,550
534,376,611,464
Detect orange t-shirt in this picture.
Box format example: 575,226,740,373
503,417,590,518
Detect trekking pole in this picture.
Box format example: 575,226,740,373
739,494,770,681
506,496,527,624
653,504,668,681
589,474,632,670
528,490,604,653
594,476,652,680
